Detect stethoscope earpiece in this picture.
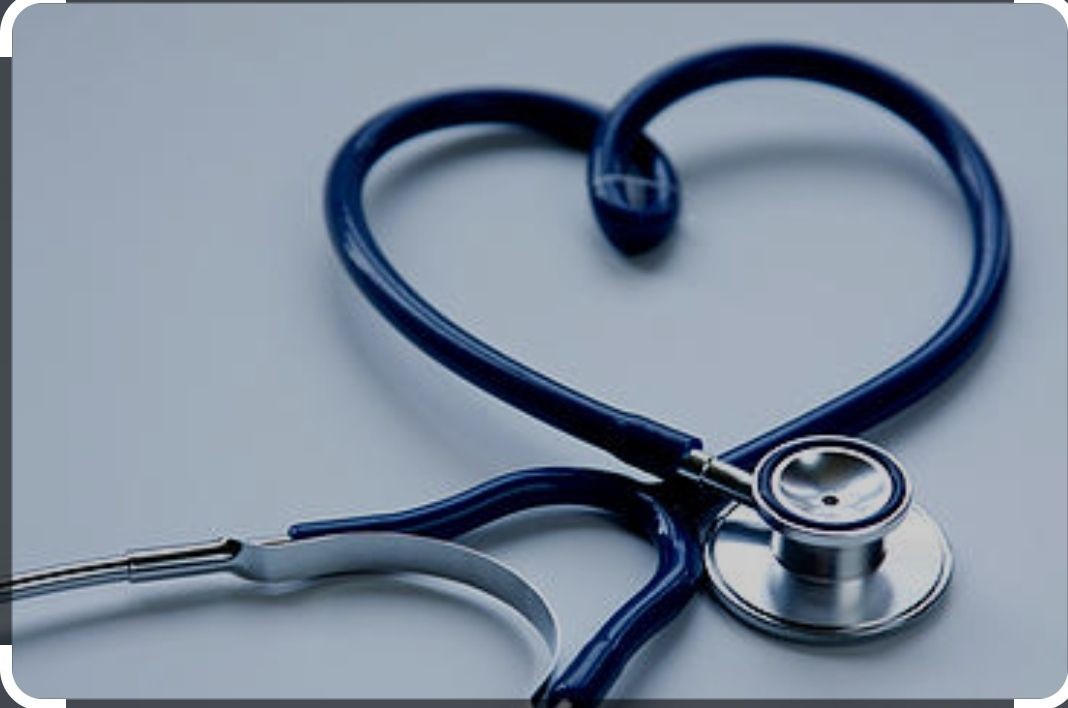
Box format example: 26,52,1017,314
704,436,952,642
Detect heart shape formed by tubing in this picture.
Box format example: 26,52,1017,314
320,43,1010,706
325,43,1009,479
0,44,1013,708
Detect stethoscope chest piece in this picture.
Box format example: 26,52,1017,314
704,436,952,642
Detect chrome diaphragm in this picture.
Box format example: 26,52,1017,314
701,436,952,642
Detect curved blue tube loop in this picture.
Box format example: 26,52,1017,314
288,469,704,707
588,43,1010,469
324,89,700,478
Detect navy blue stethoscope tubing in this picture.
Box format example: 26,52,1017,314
324,42,1009,479
589,43,1010,470
292,467,704,708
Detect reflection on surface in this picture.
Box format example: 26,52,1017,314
775,447,893,525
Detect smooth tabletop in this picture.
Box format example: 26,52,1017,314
10,3,1068,701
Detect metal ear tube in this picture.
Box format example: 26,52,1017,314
2,532,561,695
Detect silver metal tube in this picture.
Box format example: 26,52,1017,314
772,533,885,581
678,449,754,504
127,538,243,583
2,538,242,602
2,556,131,602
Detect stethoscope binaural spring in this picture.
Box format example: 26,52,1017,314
4,43,1009,707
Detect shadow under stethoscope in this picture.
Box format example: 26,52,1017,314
319,125,1000,673
668,131,1011,451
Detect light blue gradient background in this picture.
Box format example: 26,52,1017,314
11,3,1067,700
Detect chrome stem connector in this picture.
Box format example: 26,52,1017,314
678,449,754,504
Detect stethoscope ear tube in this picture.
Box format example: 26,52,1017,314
3,532,562,697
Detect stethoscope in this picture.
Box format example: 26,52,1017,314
3,44,1008,706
